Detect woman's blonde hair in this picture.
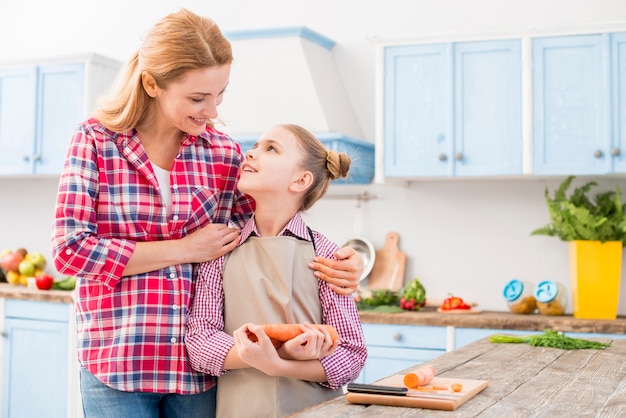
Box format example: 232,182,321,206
93,8,233,132
280,124,352,211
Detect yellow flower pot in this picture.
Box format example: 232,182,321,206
569,240,623,320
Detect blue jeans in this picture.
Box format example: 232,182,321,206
80,367,216,418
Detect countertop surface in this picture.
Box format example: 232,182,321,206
358,309,626,334
290,336,626,417
0,283,73,303
2,284,626,334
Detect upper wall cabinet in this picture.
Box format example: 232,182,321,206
384,39,522,178
533,32,626,175
0,55,121,176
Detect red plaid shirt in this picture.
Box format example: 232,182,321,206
51,118,255,394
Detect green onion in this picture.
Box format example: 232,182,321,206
489,329,611,350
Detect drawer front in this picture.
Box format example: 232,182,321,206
362,323,447,350
5,299,69,322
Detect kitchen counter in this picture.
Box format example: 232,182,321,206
0,282,73,303
358,308,626,335
291,336,626,417
1,284,625,335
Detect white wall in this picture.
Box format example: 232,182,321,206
1,0,626,314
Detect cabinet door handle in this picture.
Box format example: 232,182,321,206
611,148,621,157
455,152,463,161
594,149,603,158
22,155,30,162
438,153,447,162
1,331,6,338
393,333,402,341
33,154,42,162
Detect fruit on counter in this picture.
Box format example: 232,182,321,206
18,259,36,277
0,248,49,286
35,273,55,290
5,270,20,285
52,276,77,291
440,294,472,311
25,252,47,270
1,251,24,272
399,278,427,311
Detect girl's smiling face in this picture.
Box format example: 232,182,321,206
238,126,308,199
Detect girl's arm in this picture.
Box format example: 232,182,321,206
227,323,330,383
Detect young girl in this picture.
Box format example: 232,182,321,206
186,124,367,417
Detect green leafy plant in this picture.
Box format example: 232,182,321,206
531,176,626,246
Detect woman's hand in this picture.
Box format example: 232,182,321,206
277,324,338,361
308,246,363,295
181,223,240,263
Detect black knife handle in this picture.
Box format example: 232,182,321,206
346,383,408,396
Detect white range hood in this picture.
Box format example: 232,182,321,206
219,27,374,184
220,27,364,139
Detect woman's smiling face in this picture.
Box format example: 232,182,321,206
152,65,231,136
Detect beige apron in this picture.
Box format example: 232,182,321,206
216,235,341,418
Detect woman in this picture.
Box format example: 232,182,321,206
186,124,367,417
50,9,362,418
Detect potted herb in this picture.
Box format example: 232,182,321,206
532,176,626,320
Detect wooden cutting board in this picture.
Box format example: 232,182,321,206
346,374,488,411
367,232,406,291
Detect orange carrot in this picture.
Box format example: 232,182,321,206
432,385,448,390
451,383,463,392
403,365,436,388
246,324,340,347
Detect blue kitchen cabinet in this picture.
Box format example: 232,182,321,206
1,299,70,418
355,324,447,383
383,39,522,178
0,55,121,176
533,32,626,175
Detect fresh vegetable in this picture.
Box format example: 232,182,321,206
403,365,435,388
531,176,626,246
440,295,472,310
52,276,76,291
246,324,340,348
489,329,611,350
451,383,463,392
358,289,400,307
399,278,427,311
355,289,402,312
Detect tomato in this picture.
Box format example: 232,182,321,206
441,295,472,310
35,273,54,290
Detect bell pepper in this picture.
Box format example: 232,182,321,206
440,295,472,310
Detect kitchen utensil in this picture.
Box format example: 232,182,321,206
341,237,375,281
367,232,406,291
346,375,488,411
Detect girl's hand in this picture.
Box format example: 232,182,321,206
233,323,282,375
308,246,363,295
277,323,338,360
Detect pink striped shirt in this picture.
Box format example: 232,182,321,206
51,118,255,394
185,212,367,389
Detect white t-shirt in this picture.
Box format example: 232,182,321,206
152,164,172,217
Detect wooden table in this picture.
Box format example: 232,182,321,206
290,336,626,417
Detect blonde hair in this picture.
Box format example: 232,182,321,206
93,8,233,132
280,124,351,211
